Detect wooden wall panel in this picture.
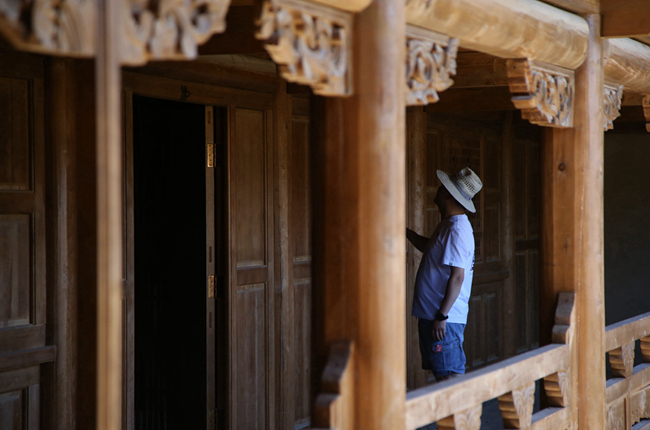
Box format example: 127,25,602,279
0,54,47,429
290,110,312,428
0,77,30,191
0,214,31,328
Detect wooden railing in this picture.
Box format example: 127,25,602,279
405,293,576,430
605,312,650,429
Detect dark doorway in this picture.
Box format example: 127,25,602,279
133,95,222,429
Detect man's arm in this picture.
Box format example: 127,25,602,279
406,228,429,253
432,266,465,341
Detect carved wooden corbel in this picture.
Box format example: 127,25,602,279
498,382,535,429
630,387,650,426
256,0,352,96
640,336,650,362
544,369,570,407
552,292,576,345
312,340,355,430
438,404,482,430
0,0,96,56
609,342,635,378
507,59,575,128
122,0,231,65
642,96,650,133
405,25,459,106
603,82,623,130
607,398,626,430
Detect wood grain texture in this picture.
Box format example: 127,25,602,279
405,0,589,70
602,0,650,38
605,38,650,95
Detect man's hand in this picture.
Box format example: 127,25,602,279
432,319,447,341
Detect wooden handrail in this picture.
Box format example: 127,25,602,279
405,343,570,429
605,311,650,352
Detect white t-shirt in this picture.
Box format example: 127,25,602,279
412,214,475,323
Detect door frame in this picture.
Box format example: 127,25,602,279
122,70,276,430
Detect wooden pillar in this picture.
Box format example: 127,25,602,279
95,0,123,428
540,15,605,429
311,0,406,428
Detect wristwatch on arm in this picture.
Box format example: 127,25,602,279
435,312,449,321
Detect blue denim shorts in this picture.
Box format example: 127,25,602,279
418,319,466,377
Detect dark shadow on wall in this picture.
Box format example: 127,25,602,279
605,132,650,325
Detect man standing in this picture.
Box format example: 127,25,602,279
407,167,482,381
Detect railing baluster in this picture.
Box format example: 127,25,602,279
609,343,635,378
498,382,535,429
438,405,482,430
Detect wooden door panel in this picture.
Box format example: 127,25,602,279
230,106,274,430
234,109,267,268
0,366,40,430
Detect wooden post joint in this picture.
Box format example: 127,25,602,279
552,292,576,345
437,404,482,430
609,342,635,378
312,340,355,430
544,369,570,408
256,0,352,96
498,382,535,429
405,25,459,106
507,59,575,128
603,82,623,130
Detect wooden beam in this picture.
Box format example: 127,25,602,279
602,0,650,38
605,38,650,94
406,0,589,70
540,0,599,14
95,0,123,428
198,6,265,56
453,53,508,88
424,87,515,112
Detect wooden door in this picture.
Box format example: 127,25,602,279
227,106,275,429
0,54,50,429
127,95,218,430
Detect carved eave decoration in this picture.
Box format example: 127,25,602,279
0,0,96,56
405,25,458,106
122,0,231,65
255,0,351,96
0,0,231,63
507,59,575,128
603,82,623,131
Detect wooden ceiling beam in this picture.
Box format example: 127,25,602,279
602,0,650,38
540,0,599,14
424,87,515,113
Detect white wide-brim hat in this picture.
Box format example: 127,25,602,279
437,167,483,213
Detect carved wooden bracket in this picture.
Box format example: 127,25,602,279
552,292,576,345
603,82,623,131
609,342,635,378
607,397,626,430
640,336,650,362
498,382,535,429
121,0,231,65
507,59,575,128
256,0,352,96
630,386,650,425
0,0,230,63
544,369,570,408
642,96,650,133
438,404,482,430
312,340,355,430
405,25,458,106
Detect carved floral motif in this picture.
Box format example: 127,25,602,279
544,370,570,407
507,59,574,128
405,26,459,105
256,0,351,96
122,0,231,65
0,0,96,55
603,83,623,130
499,382,535,429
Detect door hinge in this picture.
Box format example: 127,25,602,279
207,144,214,168
208,275,215,299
